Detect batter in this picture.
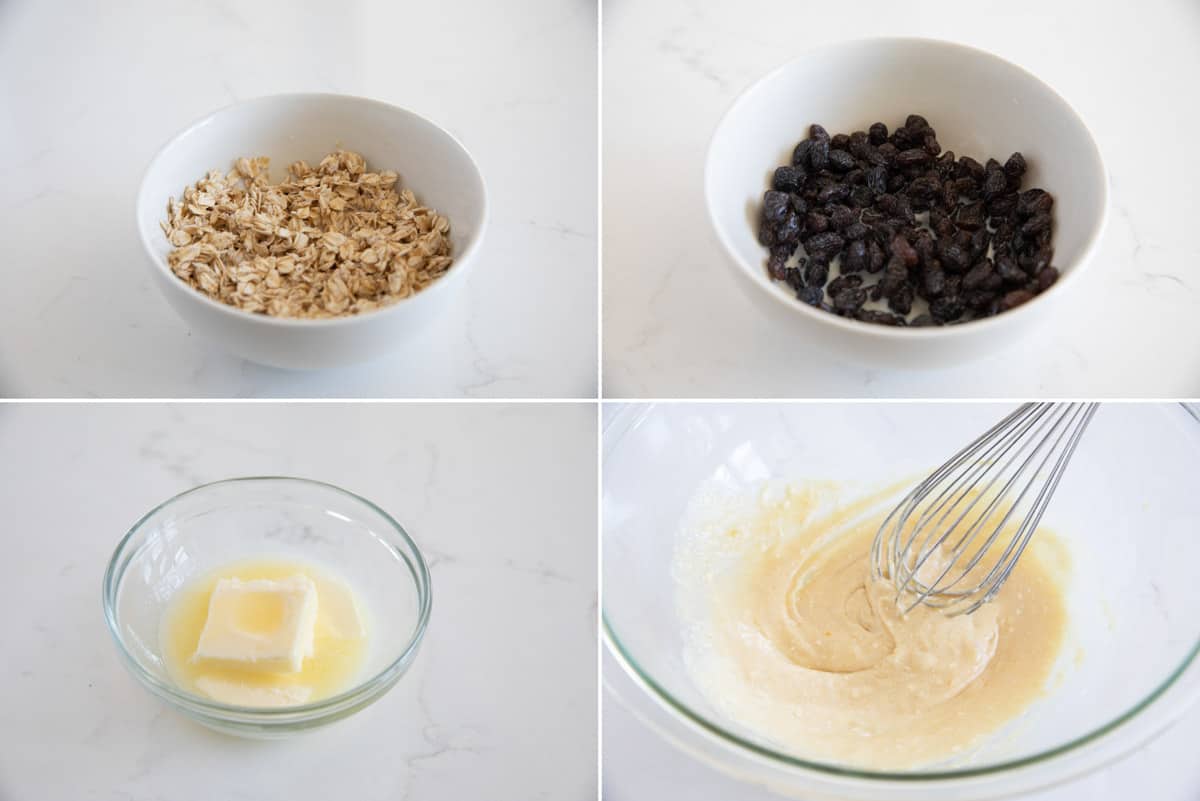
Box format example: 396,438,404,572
675,480,1069,770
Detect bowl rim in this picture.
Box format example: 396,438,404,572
704,36,1109,340
102,475,433,721
135,91,490,328
601,401,1200,783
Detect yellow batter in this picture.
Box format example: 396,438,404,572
675,481,1069,770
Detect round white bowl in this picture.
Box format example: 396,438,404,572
136,93,488,370
705,39,1107,368
603,403,1200,800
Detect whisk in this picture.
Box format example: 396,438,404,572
870,402,1098,616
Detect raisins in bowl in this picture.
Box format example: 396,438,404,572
757,115,1059,327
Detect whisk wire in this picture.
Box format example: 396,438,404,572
873,402,1097,616
910,404,1080,602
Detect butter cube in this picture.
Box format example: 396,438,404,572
193,574,318,672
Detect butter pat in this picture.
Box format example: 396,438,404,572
195,675,313,707
193,574,318,672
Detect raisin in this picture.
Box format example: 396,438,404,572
843,240,869,272
798,285,824,306
964,288,997,311
935,151,958,180
849,186,875,208
810,123,830,141
775,212,801,244
982,168,1008,199
914,231,936,266
772,166,805,193
829,205,855,230
906,175,941,204
956,202,985,231
865,165,888,194
766,246,789,280
833,287,868,315
1018,188,1053,217
792,139,813,168
952,176,980,200
828,149,856,172
890,234,919,268
804,259,829,287
941,243,969,273
897,148,932,168
923,267,946,298
1021,247,1053,275
809,138,830,170
962,259,994,291
958,156,985,181
1000,289,1035,311
905,114,930,132
762,190,790,225
816,182,854,205
868,240,886,272
828,274,864,295
1004,152,1027,179
757,217,776,247
869,122,889,145
888,282,914,315
844,221,870,241
879,256,909,297
806,211,829,233
805,231,845,256
930,296,965,322
784,264,805,293
857,309,906,326
986,193,1017,217
1035,266,1060,292
922,132,941,156
1021,212,1052,236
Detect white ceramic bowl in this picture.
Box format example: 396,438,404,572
136,93,488,369
705,38,1107,368
603,403,1200,800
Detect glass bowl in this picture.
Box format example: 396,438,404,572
103,476,432,738
602,403,1200,800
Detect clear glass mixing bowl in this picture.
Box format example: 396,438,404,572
103,477,432,737
602,403,1200,800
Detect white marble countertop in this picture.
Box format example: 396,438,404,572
0,0,596,399
602,0,1200,398
0,403,597,800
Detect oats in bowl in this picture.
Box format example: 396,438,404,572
161,150,453,319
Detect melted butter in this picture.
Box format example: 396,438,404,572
160,558,369,706
676,481,1069,769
